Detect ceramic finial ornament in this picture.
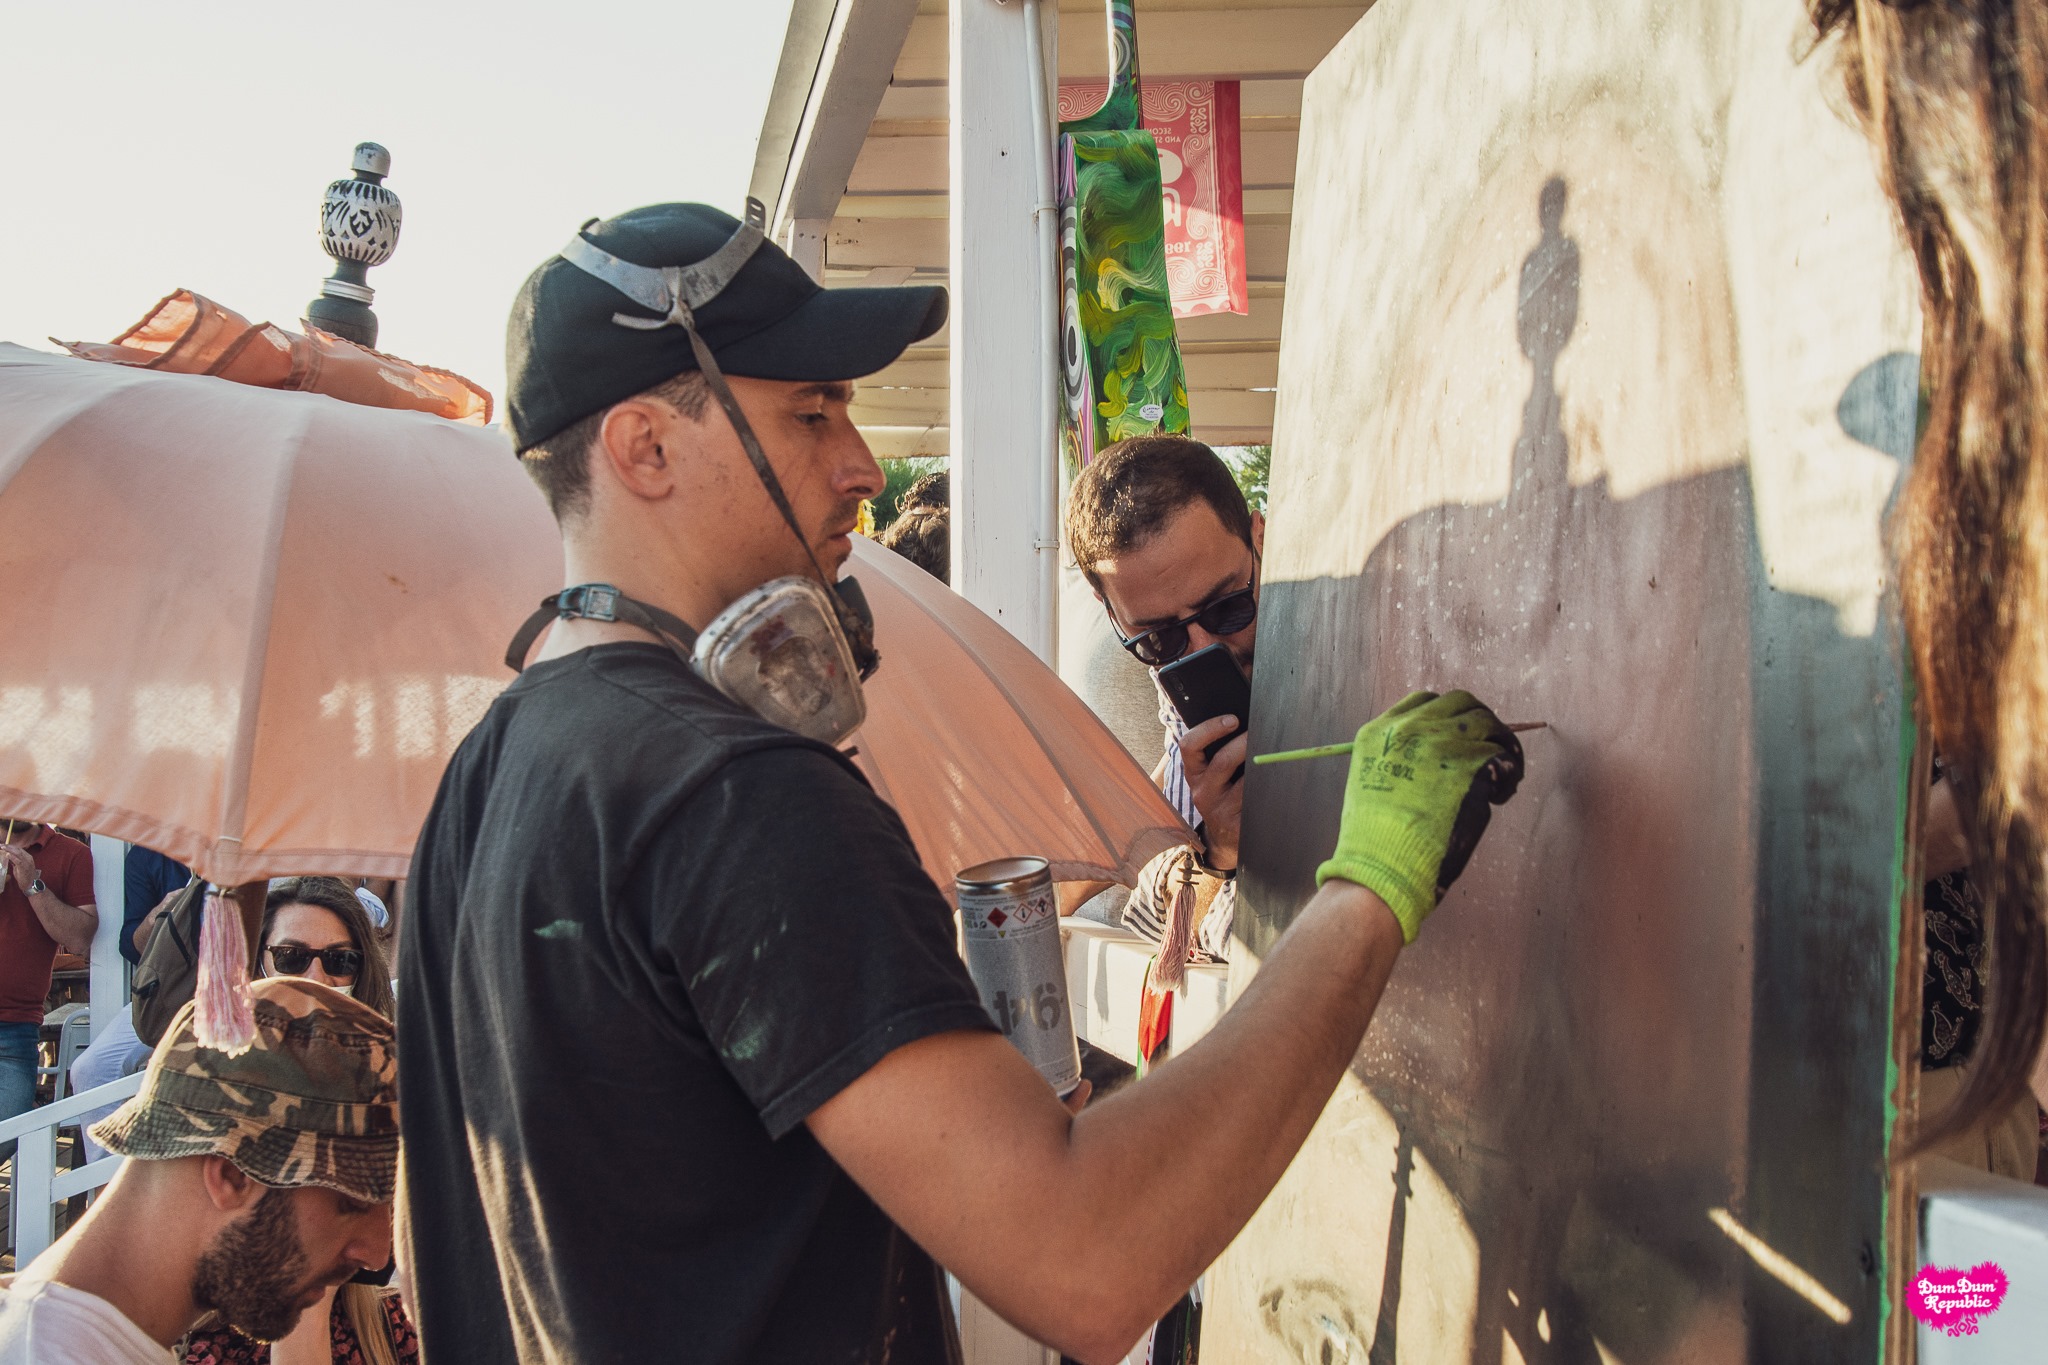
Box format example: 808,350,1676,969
307,142,402,348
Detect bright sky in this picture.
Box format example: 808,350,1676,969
3,0,796,407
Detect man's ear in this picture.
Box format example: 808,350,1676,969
594,400,677,501
199,1155,264,1213
1250,510,1266,557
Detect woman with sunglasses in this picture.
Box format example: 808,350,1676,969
182,878,414,1365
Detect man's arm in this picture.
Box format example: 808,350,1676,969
2,845,98,955
812,690,1523,1363
131,889,183,957
35,892,97,956
810,878,1399,1362
122,852,183,965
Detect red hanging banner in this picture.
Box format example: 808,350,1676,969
1057,79,1248,319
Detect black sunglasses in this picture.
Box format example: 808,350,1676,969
1112,577,1258,667
266,943,364,980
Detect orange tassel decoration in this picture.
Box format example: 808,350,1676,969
194,887,257,1055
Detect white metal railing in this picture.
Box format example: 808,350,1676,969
2,1072,140,1264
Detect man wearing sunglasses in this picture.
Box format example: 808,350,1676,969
1066,436,1264,954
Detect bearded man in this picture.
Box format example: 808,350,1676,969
0,977,397,1364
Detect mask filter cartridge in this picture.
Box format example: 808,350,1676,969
693,576,868,745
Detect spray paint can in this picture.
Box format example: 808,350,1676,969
956,856,1081,1096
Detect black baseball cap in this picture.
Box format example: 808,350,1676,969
505,202,947,452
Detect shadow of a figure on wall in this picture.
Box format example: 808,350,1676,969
1234,176,1901,1364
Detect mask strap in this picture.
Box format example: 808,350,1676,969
556,201,766,326
505,583,702,673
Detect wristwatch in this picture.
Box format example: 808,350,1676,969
27,876,46,896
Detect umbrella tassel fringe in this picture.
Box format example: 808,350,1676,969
1149,855,1197,994
195,889,257,1056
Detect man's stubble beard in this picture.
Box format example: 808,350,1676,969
191,1186,318,1342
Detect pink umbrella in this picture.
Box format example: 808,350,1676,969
0,342,1183,894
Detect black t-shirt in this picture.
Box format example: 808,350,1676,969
399,644,992,1364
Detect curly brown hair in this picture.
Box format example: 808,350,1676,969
1812,0,2048,1147
1065,435,1254,590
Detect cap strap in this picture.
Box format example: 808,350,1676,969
675,320,878,677
558,221,766,331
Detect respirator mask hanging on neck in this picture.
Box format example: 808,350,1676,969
504,202,880,746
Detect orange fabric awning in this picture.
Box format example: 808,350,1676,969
57,290,491,424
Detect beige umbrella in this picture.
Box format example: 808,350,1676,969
0,343,552,884
846,534,1187,892
0,342,1183,897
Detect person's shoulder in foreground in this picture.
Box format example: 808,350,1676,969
0,1270,172,1365
494,636,821,756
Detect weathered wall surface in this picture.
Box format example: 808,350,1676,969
1205,2,1920,1362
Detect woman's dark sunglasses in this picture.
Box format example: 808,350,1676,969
1113,579,1258,667
266,943,364,980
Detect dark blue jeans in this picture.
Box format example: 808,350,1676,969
0,1019,39,1166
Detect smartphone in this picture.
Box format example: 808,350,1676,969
1157,644,1251,776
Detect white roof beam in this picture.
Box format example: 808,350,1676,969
759,0,925,238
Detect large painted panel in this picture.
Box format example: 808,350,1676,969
1205,2,1921,1362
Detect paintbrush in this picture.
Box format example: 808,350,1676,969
1252,721,1548,766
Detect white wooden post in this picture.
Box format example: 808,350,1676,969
88,835,128,1041
787,218,828,283
10,1119,55,1263
951,0,1060,663
950,16,1064,1361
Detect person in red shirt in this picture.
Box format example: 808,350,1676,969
0,816,97,1161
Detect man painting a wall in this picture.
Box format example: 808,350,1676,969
398,201,1525,1364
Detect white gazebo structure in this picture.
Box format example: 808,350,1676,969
749,0,1364,664
747,7,1364,1360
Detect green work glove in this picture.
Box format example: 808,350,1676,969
1315,690,1525,943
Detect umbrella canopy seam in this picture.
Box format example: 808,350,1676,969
213,397,317,886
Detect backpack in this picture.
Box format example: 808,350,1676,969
130,876,211,1047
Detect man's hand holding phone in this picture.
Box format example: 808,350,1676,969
1179,716,1247,871
1159,645,1254,872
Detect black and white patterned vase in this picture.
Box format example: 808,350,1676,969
307,142,401,348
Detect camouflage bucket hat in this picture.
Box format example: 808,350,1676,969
90,976,399,1203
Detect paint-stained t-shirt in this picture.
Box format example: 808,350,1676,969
399,643,992,1365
